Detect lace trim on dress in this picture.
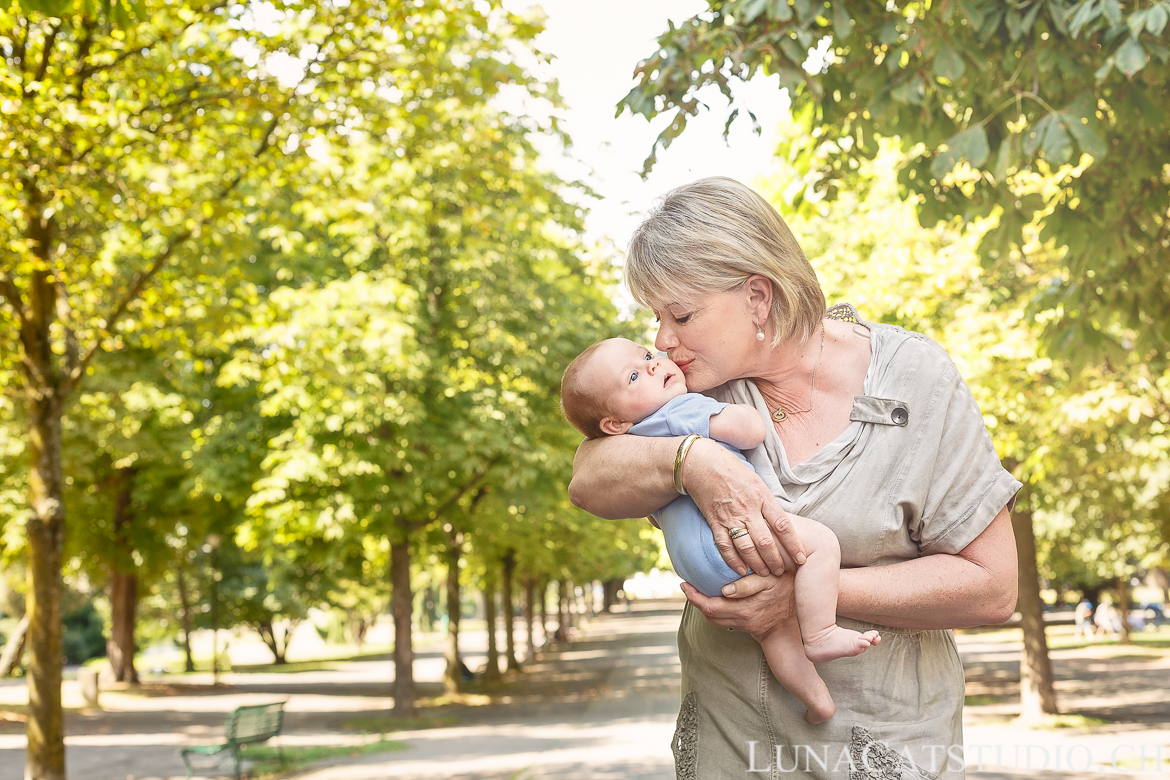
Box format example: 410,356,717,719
826,302,860,323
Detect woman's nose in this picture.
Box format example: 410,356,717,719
654,324,677,352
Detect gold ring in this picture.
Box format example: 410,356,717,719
729,527,750,540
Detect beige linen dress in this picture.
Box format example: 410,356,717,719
670,317,1021,780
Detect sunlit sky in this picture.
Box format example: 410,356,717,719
502,0,796,252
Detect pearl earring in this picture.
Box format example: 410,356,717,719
756,322,765,342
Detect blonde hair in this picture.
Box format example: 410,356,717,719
560,341,614,440
625,177,825,346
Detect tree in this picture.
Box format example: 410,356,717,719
1,0,540,774
620,0,1170,362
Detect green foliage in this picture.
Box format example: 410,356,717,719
757,135,1170,601
62,599,105,664
620,0,1170,362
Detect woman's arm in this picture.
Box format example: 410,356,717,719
684,505,1018,633
835,505,1018,628
568,434,678,520
570,435,806,576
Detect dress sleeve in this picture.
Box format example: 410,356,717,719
901,341,1022,555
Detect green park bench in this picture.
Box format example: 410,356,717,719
178,701,286,780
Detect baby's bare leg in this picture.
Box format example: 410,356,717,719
755,619,835,724
788,515,880,663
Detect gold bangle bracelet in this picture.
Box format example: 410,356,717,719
673,434,701,495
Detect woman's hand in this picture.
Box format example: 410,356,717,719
682,438,806,577
680,571,797,636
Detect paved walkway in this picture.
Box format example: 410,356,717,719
1,601,1169,779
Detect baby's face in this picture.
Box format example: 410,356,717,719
591,338,688,431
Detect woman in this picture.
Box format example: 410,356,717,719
569,178,1020,779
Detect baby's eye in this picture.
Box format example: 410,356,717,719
644,352,653,361
629,370,639,383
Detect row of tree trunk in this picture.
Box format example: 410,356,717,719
393,525,621,716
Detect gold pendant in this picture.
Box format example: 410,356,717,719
772,408,788,423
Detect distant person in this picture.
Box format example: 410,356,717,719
569,177,1020,778
1094,602,1120,638
561,337,880,723
1074,599,1096,641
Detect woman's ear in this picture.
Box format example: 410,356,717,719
599,416,632,436
744,274,774,323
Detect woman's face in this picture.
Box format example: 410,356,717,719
651,286,758,393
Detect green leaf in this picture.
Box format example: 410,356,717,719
1061,94,1107,158
933,43,966,80
1102,0,1122,26
780,36,807,65
890,77,926,105
930,124,990,178
766,0,794,21
878,20,901,45
1146,4,1169,35
1068,0,1101,38
1024,114,1053,155
1005,8,1026,41
738,0,770,23
1040,114,1073,162
832,1,853,39
1115,36,1148,77
1126,9,1149,37
993,134,1018,181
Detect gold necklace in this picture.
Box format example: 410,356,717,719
771,323,826,423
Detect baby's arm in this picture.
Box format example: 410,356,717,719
707,404,767,450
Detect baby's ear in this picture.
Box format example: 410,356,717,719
599,417,632,436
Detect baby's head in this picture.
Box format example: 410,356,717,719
561,338,688,439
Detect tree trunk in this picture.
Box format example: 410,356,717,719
443,527,464,696
523,577,536,663
390,533,414,716
1155,568,1170,605
501,549,519,671
1011,505,1058,721
483,569,501,683
176,565,195,673
539,579,548,651
603,579,622,612
0,614,30,677
556,580,566,636
256,620,296,664
27,388,67,780
1118,576,1132,644
107,468,139,684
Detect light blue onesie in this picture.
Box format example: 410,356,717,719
628,393,752,597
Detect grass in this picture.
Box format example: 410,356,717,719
1011,713,1112,730
342,714,460,733
235,738,405,777
964,694,1004,706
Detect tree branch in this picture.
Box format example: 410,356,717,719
59,226,190,398
33,22,60,85
76,1,230,82
432,456,503,520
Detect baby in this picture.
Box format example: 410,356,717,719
562,337,879,723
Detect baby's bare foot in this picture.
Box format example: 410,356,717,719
803,627,881,664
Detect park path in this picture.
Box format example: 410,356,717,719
1,600,1170,779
